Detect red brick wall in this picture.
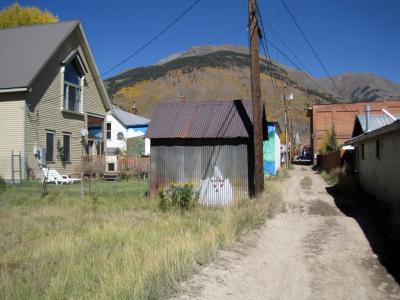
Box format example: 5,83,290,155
310,100,400,154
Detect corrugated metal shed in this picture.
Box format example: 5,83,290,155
146,100,257,139
148,99,265,204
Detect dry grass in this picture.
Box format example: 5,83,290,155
320,170,339,186
0,180,280,299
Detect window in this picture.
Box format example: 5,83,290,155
108,163,115,172
107,122,112,139
361,143,365,160
376,140,380,160
63,134,71,162
46,132,54,162
63,62,83,113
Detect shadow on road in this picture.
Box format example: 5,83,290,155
326,185,400,285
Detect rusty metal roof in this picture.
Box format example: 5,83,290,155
146,100,263,139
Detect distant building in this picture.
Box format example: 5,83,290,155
106,107,150,156
346,116,400,207
263,122,282,176
145,100,267,205
307,100,400,157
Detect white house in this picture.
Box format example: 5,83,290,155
106,107,150,155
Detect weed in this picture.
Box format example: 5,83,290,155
320,170,339,186
0,179,281,299
0,176,7,193
266,168,290,182
159,183,199,211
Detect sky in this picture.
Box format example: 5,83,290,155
2,0,399,83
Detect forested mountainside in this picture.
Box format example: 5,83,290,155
104,45,400,145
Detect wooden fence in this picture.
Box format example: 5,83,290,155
317,150,355,172
117,155,149,175
81,155,149,177
81,155,106,176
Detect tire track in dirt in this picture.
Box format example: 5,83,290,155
171,165,400,300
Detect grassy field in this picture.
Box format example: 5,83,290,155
0,179,281,299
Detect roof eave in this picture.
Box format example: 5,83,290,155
345,120,400,145
76,23,112,111
0,87,30,93
27,20,80,88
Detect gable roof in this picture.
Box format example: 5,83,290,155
145,99,265,139
0,21,111,110
0,20,78,89
111,107,150,127
352,114,400,137
346,119,400,145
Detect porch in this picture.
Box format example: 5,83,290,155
81,155,150,178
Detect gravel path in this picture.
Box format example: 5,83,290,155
172,165,400,300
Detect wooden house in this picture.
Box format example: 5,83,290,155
0,21,111,181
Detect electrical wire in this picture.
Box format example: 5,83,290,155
203,26,246,45
29,0,202,105
100,0,202,79
279,0,345,99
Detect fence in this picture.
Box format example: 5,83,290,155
117,155,149,177
81,155,106,176
317,150,354,172
81,155,149,177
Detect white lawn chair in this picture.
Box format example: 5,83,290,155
41,168,69,185
49,169,81,184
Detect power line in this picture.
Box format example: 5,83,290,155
101,0,202,79
29,0,202,105
279,0,345,99
255,2,284,109
255,1,343,105
203,26,246,45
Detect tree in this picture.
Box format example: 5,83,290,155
0,3,58,29
319,125,339,154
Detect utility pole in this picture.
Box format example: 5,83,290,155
249,0,264,196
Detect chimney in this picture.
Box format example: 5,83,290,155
364,104,371,132
130,101,137,114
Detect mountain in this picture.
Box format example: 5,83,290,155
317,72,400,102
103,44,400,144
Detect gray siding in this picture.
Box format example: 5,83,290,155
358,129,400,207
0,93,26,181
150,139,251,203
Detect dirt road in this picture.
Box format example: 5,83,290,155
172,165,400,300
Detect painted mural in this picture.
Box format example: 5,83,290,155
199,166,233,206
263,125,276,175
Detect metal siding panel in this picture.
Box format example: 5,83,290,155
150,140,249,204
146,100,258,139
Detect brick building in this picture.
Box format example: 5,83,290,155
307,99,400,156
